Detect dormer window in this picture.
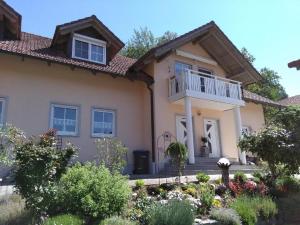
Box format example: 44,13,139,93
72,33,106,64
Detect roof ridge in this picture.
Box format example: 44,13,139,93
21,31,52,40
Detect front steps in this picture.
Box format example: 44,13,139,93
161,157,259,176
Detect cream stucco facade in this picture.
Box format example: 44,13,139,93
0,42,266,174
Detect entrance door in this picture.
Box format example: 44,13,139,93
204,119,221,158
176,115,188,147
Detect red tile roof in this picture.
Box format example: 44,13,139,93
0,32,136,76
243,90,284,107
0,31,281,107
278,95,300,106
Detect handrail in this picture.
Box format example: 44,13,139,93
169,69,243,101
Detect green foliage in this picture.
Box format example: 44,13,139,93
43,214,84,225
196,172,210,183
135,179,145,189
234,172,247,183
149,200,195,225
0,194,34,225
0,125,25,166
95,138,128,172
199,184,215,215
165,142,188,177
121,27,177,59
230,196,278,225
58,163,131,220
239,124,300,177
129,194,156,225
247,67,287,101
99,216,137,225
230,196,257,225
14,130,77,215
210,208,242,225
241,47,255,64
274,176,300,194
273,105,300,141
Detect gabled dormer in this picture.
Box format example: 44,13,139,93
51,15,124,65
0,0,22,40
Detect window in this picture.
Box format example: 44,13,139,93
92,109,115,137
50,104,79,136
198,67,213,75
175,61,192,76
0,98,6,127
72,33,106,64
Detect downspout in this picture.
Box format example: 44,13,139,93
147,85,155,165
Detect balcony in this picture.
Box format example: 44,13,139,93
168,69,245,108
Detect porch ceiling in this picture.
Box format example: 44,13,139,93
196,32,260,86
173,97,241,111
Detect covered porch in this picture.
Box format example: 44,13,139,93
168,69,247,165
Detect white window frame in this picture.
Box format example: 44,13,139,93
92,108,116,138
72,33,107,64
50,104,79,136
0,98,6,127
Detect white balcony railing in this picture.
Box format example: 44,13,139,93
169,69,243,103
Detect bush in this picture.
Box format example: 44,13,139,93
274,176,300,194
165,142,188,178
0,194,34,225
199,184,214,215
196,172,210,183
43,214,83,225
149,200,195,225
210,208,242,225
230,196,257,225
58,163,131,220
135,179,145,189
129,194,156,225
95,138,128,172
230,196,278,225
234,172,247,183
14,130,77,215
99,216,136,225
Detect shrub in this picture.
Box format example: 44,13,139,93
135,179,145,189
14,130,77,215
196,172,210,183
58,163,131,220
238,124,300,177
274,176,300,194
230,196,257,225
0,194,34,225
210,208,242,225
199,184,214,215
95,138,128,172
43,214,83,225
234,172,247,183
99,216,137,225
129,194,156,225
230,195,278,225
253,197,277,220
149,200,195,225
184,187,197,197
165,142,188,179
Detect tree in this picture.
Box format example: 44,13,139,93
241,48,288,101
121,27,177,59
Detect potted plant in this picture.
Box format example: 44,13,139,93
200,136,208,157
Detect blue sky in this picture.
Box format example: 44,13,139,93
6,0,300,97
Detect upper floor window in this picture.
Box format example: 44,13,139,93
175,61,192,76
50,104,79,136
72,33,106,64
0,98,6,127
92,108,115,137
198,67,213,75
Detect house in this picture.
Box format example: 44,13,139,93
0,1,282,174
279,95,300,106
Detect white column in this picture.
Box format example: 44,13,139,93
233,106,247,165
184,96,195,164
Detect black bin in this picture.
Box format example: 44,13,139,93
133,150,149,174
